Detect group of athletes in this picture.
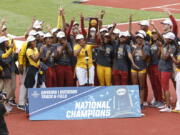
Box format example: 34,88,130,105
0,9,180,113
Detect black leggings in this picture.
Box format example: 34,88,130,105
24,66,38,88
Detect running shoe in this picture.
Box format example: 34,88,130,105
17,105,26,111
160,106,172,112
8,100,17,106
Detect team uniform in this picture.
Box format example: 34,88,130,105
113,43,131,85
148,41,163,105
96,44,114,86
55,43,74,87
74,44,94,86
24,47,40,88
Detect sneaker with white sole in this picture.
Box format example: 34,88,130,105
160,106,172,112
17,105,26,111
8,100,17,106
158,104,166,109
143,102,149,107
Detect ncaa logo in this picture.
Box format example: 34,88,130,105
32,91,40,98
116,88,126,96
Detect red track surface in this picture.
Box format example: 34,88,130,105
85,0,180,14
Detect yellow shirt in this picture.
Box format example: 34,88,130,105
74,44,94,69
176,55,180,72
18,42,27,66
26,48,40,68
146,30,152,37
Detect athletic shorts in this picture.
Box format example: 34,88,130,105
131,69,147,74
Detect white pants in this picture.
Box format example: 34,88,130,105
76,65,95,86
18,68,27,105
175,72,180,110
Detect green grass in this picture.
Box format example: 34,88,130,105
0,0,179,35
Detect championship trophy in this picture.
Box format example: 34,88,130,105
87,18,99,44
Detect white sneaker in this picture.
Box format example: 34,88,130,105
158,104,166,109
160,106,172,112
143,102,149,107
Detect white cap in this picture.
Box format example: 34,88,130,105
163,32,175,40
119,31,129,37
29,30,38,36
51,28,58,34
138,30,146,37
107,24,113,29
100,28,108,33
136,33,144,39
0,36,9,44
76,34,84,40
27,36,36,43
161,19,173,26
139,20,150,26
73,22,79,26
124,31,131,37
33,20,43,29
33,24,41,29
57,31,66,38
90,27,96,32
113,28,120,34
2,25,7,30
44,33,53,38
37,31,44,37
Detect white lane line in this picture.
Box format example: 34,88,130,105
141,3,180,10
103,18,180,27
163,8,180,11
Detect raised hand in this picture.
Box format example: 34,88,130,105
100,10,105,16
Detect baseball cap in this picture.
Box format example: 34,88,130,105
100,28,108,33
27,36,36,43
161,19,173,26
37,31,44,37
76,34,84,40
33,20,43,29
113,28,120,34
119,31,129,37
44,33,53,38
136,33,144,39
51,28,58,34
29,30,38,36
107,24,113,29
163,32,175,40
138,30,146,37
139,20,150,26
57,31,66,38
0,36,9,44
